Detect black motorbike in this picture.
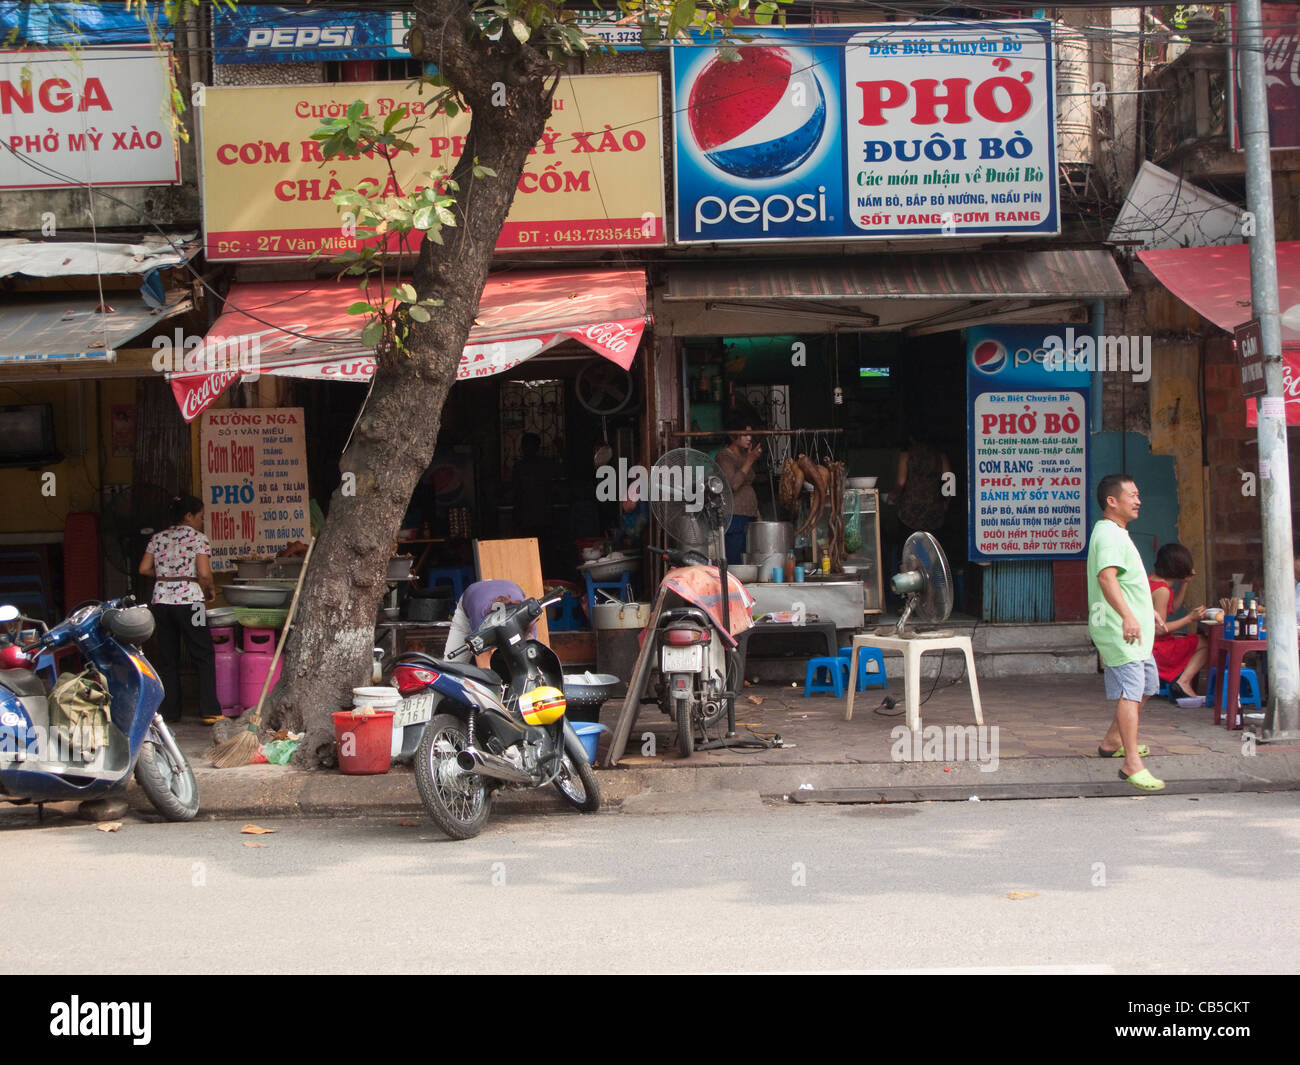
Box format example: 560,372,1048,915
389,595,600,840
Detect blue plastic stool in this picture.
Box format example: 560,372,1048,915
1159,679,1171,698
583,570,634,607
1205,667,1261,710
804,656,847,697
546,592,583,632
839,647,888,692
425,566,471,600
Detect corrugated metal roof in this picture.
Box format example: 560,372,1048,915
663,249,1128,302
0,290,192,363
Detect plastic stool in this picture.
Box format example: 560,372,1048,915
804,656,847,697
1238,668,1261,710
425,567,470,600
547,592,583,632
1206,668,1260,710
840,646,887,692
583,570,634,607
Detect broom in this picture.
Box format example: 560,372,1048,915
206,537,314,768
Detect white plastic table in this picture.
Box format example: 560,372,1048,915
844,633,984,733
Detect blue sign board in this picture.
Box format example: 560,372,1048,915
966,325,1091,561
214,5,407,64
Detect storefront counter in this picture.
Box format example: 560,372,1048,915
745,579,867,631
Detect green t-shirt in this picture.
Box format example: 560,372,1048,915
1087,519,1154,667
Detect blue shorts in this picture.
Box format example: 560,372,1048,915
1103,657,1159,702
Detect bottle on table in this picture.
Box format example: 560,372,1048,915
1258,604,1267,640
783,551,795,583
1234,598,1248,640
1246,598,1259,640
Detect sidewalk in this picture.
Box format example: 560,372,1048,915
145,673,1300,818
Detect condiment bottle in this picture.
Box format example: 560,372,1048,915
1234,598,1247,640
821,552,830,575
783,551,795,583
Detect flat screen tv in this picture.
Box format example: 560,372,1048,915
0,405,58,465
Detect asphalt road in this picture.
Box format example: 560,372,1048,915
2,792,1297,974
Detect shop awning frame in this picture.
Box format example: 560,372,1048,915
663,248,1130,304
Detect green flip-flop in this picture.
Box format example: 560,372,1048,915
1119,768,1165,791
1099,744,1150,759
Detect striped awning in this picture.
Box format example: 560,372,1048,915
663,248,1128,302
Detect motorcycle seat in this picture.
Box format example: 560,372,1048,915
0,668,46,699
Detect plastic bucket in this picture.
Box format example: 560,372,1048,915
569,721,607,763
333,709,395,775
353,687,402,756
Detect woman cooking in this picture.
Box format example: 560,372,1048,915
715,416,762,565
138,494,220,724
1149,543,1209,702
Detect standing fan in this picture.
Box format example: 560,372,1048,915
888,531,955,637
102,484,175,596
649,448,732,563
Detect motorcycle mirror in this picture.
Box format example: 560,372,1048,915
0,605,18,623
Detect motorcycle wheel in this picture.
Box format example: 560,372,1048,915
553,750,601,812
672,676,694,758
134,724,199,822
414,713,491,840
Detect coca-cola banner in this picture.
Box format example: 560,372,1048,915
199,408,310,570
1230,4,1300,150
1245,349,1300,426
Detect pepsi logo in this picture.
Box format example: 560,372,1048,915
687,47,827,180
972,339,1008,374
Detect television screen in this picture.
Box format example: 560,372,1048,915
859,366,891,387
0,405,57,463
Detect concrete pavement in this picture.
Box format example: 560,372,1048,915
97,672,1300,820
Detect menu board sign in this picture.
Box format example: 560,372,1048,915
200,407,310,569
967,326,1091,560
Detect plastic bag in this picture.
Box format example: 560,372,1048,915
260,739,300,765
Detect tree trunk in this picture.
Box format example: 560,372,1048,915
269,6,557,766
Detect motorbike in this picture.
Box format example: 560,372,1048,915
389,594,600,840
647,546,754,757
0,597,199,821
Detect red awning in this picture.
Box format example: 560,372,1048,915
170,268,648,421
1138,243,1300,426
1137,241,1300,339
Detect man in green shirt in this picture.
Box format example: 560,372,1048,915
1088,473,1164,791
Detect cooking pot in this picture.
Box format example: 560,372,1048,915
592,601,652,629
403,594,452,622
746,521,793,557
234,559,272,580
744,551,785,578
387,556,414,581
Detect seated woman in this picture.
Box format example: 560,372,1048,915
1149,543,1208,701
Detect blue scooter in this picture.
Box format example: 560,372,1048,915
0,597,198,821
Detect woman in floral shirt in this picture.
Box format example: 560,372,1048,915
138,495,219,723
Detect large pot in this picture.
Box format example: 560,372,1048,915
592,601,652,629
403,594,452,622
387,557,414,581
746,521,793,557
744,551,785,578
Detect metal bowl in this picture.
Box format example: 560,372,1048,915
564,672,619,709
222,583,293,608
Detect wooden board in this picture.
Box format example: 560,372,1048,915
472,538,550,646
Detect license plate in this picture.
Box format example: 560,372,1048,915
661,644,703,672
394,691,436,729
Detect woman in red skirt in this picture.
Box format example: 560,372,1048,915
1149,543,1208,701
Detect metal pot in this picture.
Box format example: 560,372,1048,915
592,601,652,629
234,559,272,580
387,556,414,581
744,551,785,578
746,521,793,557
403,595,451,622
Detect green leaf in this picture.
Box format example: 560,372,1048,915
408,305,431,323
426,227,445,245
412,206,434,230
382,106,408,133
346,100,367,122
473,164,498,178
393,283,417,302
346,301,377,315
510,17,530,42
435,205,457,227
444,100,460,118
361,319,384,349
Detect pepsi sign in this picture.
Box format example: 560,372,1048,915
214,5,401,64
673,39,845,242
671,22,1058,244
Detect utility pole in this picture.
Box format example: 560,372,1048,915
1238,0,1300,739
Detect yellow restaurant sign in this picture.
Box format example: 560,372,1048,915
201,74,664,260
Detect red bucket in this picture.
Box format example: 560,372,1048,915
332,709,395,775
